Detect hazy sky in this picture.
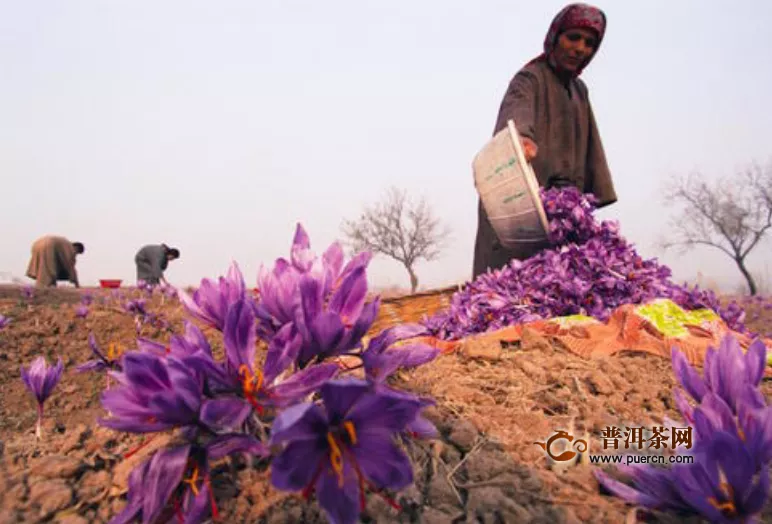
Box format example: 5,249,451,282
2,1,771,292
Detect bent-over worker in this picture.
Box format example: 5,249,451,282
135,244,180,286
473,3,618,279
26,236,85,288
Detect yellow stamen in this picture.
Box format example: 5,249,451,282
738,428,746,441
707,482,737,516
238,364,263,397
183,465,201,497
343,421,357,445
326,432,345,487
107,343,124,361
707,498,737,514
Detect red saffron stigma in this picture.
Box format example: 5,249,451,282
367,480,402,511
302,460,325,500
206,475,219,520
124,436,156,459
173,497,184,523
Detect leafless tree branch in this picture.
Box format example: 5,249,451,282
660,162,772,295
341,187,451,293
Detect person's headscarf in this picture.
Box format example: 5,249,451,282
529,3,607,77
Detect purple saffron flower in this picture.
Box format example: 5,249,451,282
0,314,10,330
270,378,422,524
672,334,766,416
74,305,89,318
80,292,94,306
170,321,214,359
254,258,304,338
293,267,379,368
186,300,337,413
361,324,439,383
124,298,148,316
99,352,251,435
254,223,373,341
136,279,153,293
159,282,178,299
688,388,772,471
178,261,247,331
77,333,123,374
20,356,64,438
595,431,770,523
112,435,267,524
20,285,34,299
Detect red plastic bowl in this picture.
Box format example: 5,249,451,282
99,279,122,289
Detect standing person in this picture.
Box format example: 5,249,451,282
134,244,180,286
26,236,85,288
473,3,618,279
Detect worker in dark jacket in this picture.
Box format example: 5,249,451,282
134,244,179,286
473,3,617,279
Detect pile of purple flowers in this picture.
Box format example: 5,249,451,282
423,187,746,340
595,333,772,522
80,224,439,524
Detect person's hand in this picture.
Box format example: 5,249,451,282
521,137,538,162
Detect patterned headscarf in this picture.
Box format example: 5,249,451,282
531,3,607,77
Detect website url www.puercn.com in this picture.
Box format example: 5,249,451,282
589,454,695,465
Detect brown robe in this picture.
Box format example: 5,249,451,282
26,236,79,288
472,59,617,279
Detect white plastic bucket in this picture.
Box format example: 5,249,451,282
473,119,549,249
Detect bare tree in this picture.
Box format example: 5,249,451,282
342,187,450,293
660,163,772,295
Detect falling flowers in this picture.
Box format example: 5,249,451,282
20,356,64,439
423,187,747,340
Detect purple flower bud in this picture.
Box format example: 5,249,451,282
20,356,64,438
178,262,247,331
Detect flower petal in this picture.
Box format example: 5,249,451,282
671,347,707,402
320,379,371,423
314,462,362,524
200,398,252,432
347,388,422,434
352,433,413,490
328,266,368,323
744,339,767,386
207,434,268,460
263,322,303,384
270,403,329,445
594,469,662,508
270,440,327,492
142,445,191,522
268,363,338,407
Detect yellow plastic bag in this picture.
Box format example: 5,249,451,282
634,299,720,338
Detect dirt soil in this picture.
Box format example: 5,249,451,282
0,285,771,524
